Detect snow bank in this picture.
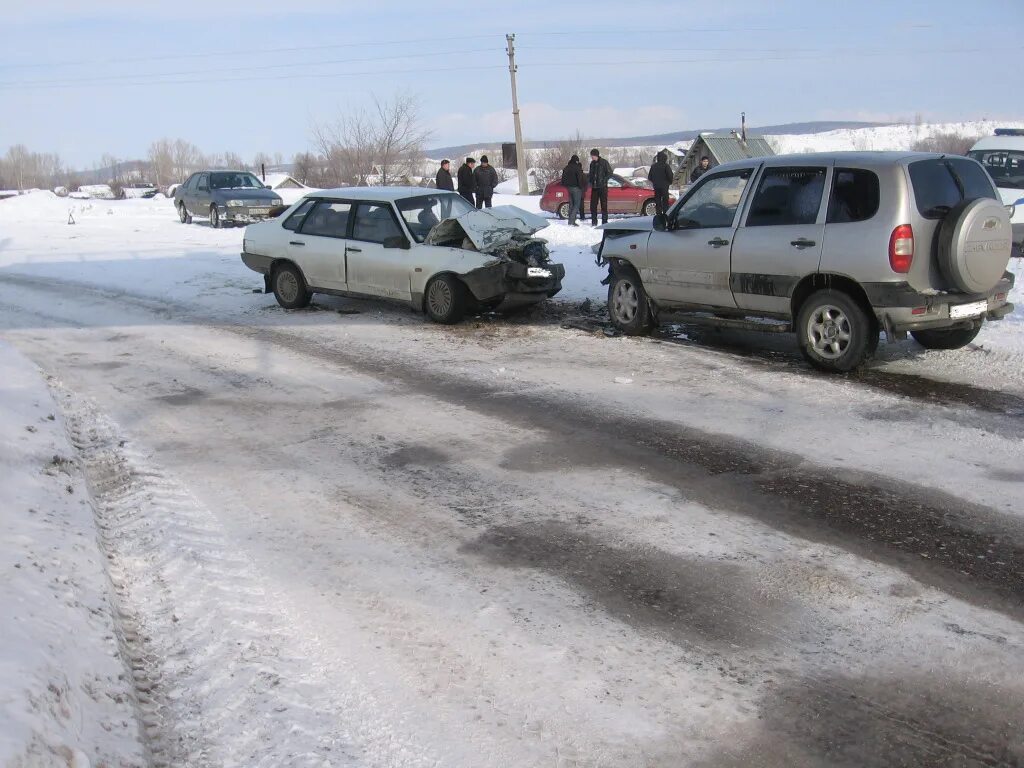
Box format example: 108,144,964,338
768,120,1024,155
0,189,175,223
0,342,144,767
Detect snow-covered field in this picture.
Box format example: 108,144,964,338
1,173,1023,765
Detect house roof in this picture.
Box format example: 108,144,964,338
693,134,775,163
262,173,306,189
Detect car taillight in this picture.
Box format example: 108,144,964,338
889,224,914,273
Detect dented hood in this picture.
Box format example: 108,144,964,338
598,215,655,233
425,205,549,253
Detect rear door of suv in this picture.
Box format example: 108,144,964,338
730,161,830,314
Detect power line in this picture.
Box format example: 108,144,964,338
0,33,504,71
0,48,498,87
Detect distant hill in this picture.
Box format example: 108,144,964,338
426,121,887,158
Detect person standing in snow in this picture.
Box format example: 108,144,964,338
560,154,586,226
588,148,612,225
457,157,476,205
473,155,499,209
435,159,455,192
691,155,711,183
648,150,674,216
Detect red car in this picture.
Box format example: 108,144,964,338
539,174,675,218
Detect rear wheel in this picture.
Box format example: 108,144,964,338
607,271,653,335
210,205,221,229
642,199,658,216
910,325,982,350
557,202,570,219
796,289,872,372
178,202,192,224
271,263,312,309
425,274,467,324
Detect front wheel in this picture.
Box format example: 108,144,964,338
271,263,312,309
796,290,872,372
178,202,192,224
607,271,653,336
210,205,221,228
642,199,658,216
425,274,467,324
556,202,570,219
910,325,982,350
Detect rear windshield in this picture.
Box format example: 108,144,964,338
908,158,996,219
967,149,1024,190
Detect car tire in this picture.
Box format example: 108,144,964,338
557,202,570,219
936,197,1013,293
424,274,467,324
178,202,192,224
642,199,658,216
210,205,221,229
796,289,872,372
910,325,982,350
271,262,312,309
607,270,654,336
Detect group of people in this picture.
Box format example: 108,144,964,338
558,149,616,226
434,156,500,209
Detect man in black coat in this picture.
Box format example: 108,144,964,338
473,154,499,209
457,157,476,205
647,150,674,215
588,148,612,225
560,154,586,226
435,159,454,192
690,155,711,183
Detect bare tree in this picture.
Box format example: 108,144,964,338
533,130,589,186
311,90,431,187
291,152,319,185
148,139,175,190
172,139,203,181
911,131,982,156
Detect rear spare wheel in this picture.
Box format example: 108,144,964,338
936,198,1013,293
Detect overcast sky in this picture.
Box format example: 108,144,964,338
1,0,1021,167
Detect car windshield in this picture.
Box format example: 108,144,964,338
209,172,264,190
396,193,475,242
968,149,1024,189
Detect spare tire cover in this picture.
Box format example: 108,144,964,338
937,197,1012,293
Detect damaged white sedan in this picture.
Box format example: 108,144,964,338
241,187,564,323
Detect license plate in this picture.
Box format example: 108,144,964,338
949,300,987,319
248,208,269,216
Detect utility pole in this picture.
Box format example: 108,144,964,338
506,33,528,195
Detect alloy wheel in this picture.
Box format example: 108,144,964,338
612,279,639,324
807,304,852,359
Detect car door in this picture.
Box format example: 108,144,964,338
606,177,629,213
190,173,210,215
643,168,755,309
345,202,412,301
730,162,830,313
289,199,350,290
179,174,195,208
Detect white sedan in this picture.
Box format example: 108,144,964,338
241,187,564,323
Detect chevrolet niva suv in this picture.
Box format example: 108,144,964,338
597,151,1015,372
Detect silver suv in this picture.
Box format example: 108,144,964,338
597,151,1016,372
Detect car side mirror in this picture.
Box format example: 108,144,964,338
653,213,668,231
383,235,411,250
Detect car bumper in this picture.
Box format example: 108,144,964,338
462,261,565,302
223,208,274,223
866,273,1015,335
241,251,273,274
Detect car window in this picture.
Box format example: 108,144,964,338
746,167,827,227
197,173,209,190
209,172,263,190
300,201,352,238
396,193,474,243
283,199,316,232
673,171,752,229
827,168,880,224
607,177,623,188
351,203,403,244
909,158,997,219
968,149,1024,189
184,174,197,191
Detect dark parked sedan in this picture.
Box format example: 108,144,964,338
174,170,284,228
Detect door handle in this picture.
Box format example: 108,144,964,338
347,247,362,253
707,237,729,247
289,240,305,246
791,238,816,248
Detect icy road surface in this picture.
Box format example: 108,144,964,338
1,192,1023,766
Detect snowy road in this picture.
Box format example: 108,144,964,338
1,194,1023,766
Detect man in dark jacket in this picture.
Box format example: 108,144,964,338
690,155,711,183
457,157,476,205
560,154,586,226
435,159,454,192
588,148,612,225
647,150,673,215
473,155,499,209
